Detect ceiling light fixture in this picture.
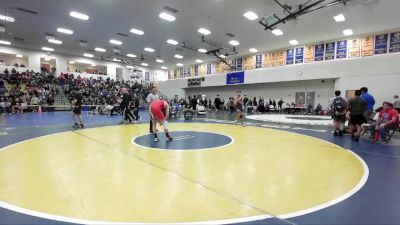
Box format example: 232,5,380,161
343,29,353,36
70,11,89,20
110,39,122,45
57,28,74,35
144,47,155,52
94,47,106,52
48,39,62,45
174,54,183,59
42,47,54,52
130,28,144,35
333,14,345,22
166,39,179,45
126,53,137,58
272,29,284,36
198,28,211,35
249,48,258,53
0,40,11,45
195,59,203,63
0,14,15,22
198,49,207,53
141,63,149,66
161,66,168,70
229,40,240,46
243,11,259,20
16,54,23,58
289,40,299,45
176,63,183,67
159,12,176,22
113,58,121,62
156,59,164,63
84,53,94,58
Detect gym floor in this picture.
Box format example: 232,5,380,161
0,111,399,225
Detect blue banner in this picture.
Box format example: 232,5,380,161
286,49,294,65
255,54,262,68
315,44,324,61
336,40,347,59
389,32,400,53
236,58,243,71
194,66,199,76
206,63,211,75
226,71,244,85
295,47,304,64
187,67,191,77
375,34,388,54
325,42,335,60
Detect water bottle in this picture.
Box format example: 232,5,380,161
374,131,380,141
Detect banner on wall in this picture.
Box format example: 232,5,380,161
361,36,374,57
211,62,216,74
277,51,286,66
304,45,315,63
286,49,294,65
226,71,244,85
389,32,400,53
336,40,347,59
206,63,211,75
295,47,304,64
269,52,277,67
325,42,335,60
315,44,324,61
374,34,388,54
236,58,243,71
145,72,149,81
255,54,262,68
262,53,269,68
244,56,255,70
194,66,199,76
348,38,361,58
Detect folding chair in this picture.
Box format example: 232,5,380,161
386,116,400,143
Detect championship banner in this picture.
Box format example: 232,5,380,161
315,44,324,61
244,55,255,70
145,72,149,81
348,38,361,58
262,53,269,68
361,36,374,57
389,32,400,53
206,63,211,75
226,71,244,85
336,40,347,59
211,62,216,74
199,64,207,76
194,66,199,76
255,54,262,69
374,34,388,54
286,49,294,65
295,47,304,64
304,45,315,63
174,69,177,79
277,51,286,66
236,58,243,71
269,52,277,67
325,42,335,60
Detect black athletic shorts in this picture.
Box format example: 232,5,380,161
73,106,82,115
350,114,366,126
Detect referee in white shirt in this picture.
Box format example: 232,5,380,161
146,86,159,133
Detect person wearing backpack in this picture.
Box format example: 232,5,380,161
331,90,348,136
348,90,367,141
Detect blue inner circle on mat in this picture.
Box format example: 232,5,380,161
133,131,233,150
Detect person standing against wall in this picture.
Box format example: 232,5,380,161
146,87,159,133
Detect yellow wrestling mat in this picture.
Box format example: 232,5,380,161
0,123,368,224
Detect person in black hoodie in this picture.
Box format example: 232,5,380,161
120,88,135,124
